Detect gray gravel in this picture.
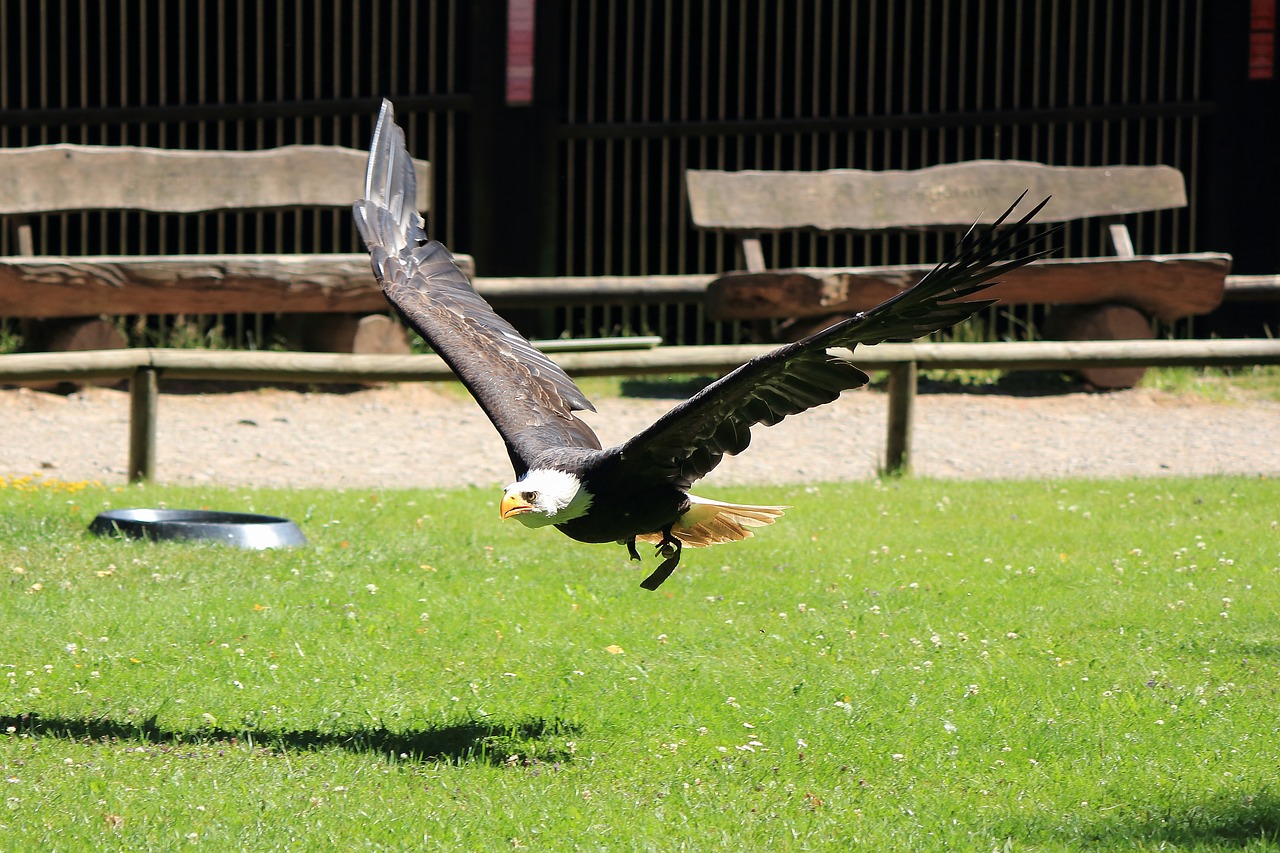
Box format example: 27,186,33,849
3,381,1278,490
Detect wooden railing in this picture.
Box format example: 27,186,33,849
3,338,1279,482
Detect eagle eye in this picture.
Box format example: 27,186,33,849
524,490,539,502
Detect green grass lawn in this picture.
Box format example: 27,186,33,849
1,474,1278,850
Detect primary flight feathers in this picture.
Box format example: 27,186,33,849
354,99,1053,590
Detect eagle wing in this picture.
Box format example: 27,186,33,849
615,195,1054,488
352,100,602,476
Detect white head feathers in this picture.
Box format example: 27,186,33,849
501,469,593,528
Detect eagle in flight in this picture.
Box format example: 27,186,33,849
353,100,1050,590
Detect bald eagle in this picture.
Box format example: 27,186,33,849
353,100,1051,590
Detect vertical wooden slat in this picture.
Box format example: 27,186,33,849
18,0,31,155
681,27,698,336
620,0,634,274
288,0,302,256
564,0,579,276
638,0,653,275
176,0,190,174
603,0,619,275
1187,0,1202,251
447,0,462,248
585,0,599,274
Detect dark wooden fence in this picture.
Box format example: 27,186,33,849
2,0,1274,345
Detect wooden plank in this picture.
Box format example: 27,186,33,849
542,337,1280,376
0,254,390,317
866,339,1280,370
146,349,460,383
16,223,33,255
0,348,146,381
1108,222,1136,257
472,274,714,306
3,339,1279,388
0,143,429,215
741,237,767,272
705,253,1231,324
686,161,1187,231
0,252,476,318
531,335,664,352
146,338,1280,380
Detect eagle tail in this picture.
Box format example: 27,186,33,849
637,495,788,548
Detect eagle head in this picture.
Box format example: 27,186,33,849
499,468,592,528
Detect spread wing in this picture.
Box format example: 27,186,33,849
352,100,601,477
616,195,1055,489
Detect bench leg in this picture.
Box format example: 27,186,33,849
17,317,127,391
1044,303,1154,389
128,366,159,483
279,313,412,355
884,361,917,476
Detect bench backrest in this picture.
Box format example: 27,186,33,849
0,143,429,215
0,143,429,254
686,160,1186,233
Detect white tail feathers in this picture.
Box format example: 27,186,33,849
636,494,788,549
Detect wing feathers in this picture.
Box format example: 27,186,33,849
354,100,602,474
618,194,1054,488
357,101,426,254
355,101,1053,489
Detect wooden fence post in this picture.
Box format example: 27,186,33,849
884,360,917,476
128,365,158,483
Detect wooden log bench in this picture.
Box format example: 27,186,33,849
686,161,1235,388
0,142,473,358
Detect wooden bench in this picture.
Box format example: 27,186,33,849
0,142,473,355
686,161,1234,388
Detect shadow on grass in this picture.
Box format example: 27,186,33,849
1059,792,1280,849
0,711,580,766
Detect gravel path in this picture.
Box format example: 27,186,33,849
3,381,1278,490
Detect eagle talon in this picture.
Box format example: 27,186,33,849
654,526,681,560
625,537,642,562
640,528,682,590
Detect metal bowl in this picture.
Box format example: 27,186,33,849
88,509,306,549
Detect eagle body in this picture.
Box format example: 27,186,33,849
354,100,1054,590
537,455,691,546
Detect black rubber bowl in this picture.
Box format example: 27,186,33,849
88,509,306,549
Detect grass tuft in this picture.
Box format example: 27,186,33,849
1140,364,1280,402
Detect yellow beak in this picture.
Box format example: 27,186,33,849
500,493,534,519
